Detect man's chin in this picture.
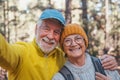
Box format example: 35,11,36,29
40,45,56,53
36,41,57,53
41,47,55,54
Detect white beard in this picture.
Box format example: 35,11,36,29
36,36,58,54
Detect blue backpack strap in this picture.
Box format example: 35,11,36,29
59,65,74,80
91,56,106,76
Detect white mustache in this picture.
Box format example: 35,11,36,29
42,37,55,44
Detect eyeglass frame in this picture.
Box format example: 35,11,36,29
63,35,84,47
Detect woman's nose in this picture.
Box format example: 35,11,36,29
71,39,77,46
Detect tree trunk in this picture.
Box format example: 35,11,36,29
81,0,88,35
65,0,72,24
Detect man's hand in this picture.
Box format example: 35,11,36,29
96,72,111,80
100,54,118,70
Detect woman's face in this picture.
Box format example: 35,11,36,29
63,34,86,58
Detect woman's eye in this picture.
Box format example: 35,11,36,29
65,39,71,44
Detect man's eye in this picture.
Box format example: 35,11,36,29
54,30,61,35
42,26,49,31
44,26,49,30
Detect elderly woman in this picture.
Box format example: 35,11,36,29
52,23,120,80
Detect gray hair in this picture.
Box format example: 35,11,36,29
36,19,43,27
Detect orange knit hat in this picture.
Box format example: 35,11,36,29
60,23,88,48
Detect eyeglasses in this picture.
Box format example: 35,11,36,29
63,36,84,46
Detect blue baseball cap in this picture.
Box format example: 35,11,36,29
39,9,66,26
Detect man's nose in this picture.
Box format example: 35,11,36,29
47,31,54,39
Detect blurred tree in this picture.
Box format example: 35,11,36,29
0,0,119,64
65,0,72,24
81,0,88,35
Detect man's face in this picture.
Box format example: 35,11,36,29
35,19,62,54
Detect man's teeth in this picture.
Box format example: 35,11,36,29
43,39,54,44
50,42,54,44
